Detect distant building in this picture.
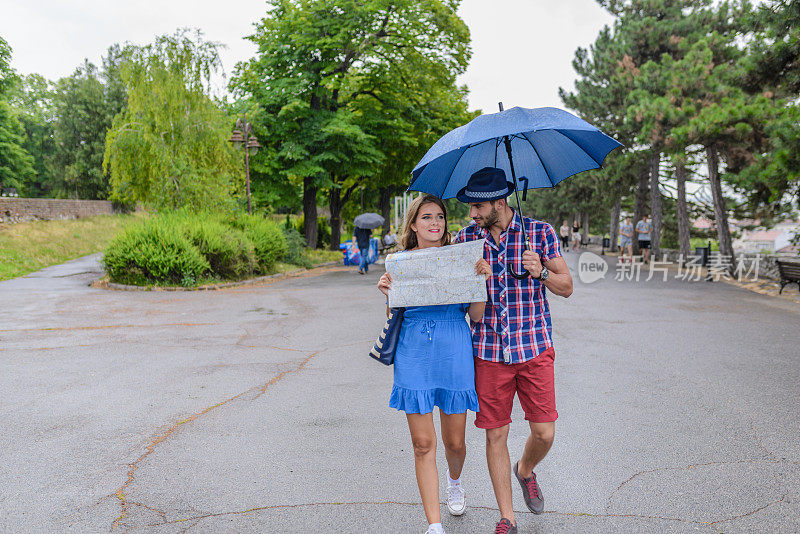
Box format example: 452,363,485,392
734,219,799,254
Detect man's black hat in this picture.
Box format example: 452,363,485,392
456,167,515,203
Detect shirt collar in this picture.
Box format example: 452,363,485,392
507,209,523,233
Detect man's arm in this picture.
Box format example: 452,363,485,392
542,256,573,298
521,251,573,298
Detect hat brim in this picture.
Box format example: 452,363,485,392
456,181,516,203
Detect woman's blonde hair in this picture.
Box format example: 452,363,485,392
399,194,452,250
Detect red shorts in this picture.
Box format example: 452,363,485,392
474,348,558,429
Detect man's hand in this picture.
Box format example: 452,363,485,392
522,250,543,278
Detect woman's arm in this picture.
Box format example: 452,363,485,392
468,301,485,322
468,258,491,322
377,271,393,318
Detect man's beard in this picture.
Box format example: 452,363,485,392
477,206,499,229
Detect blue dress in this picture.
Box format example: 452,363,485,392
389,303,480,415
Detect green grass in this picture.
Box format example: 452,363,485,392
0,214,143,281
690,237,720,251
305,248,343,264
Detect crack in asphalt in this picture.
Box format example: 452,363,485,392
92,337,376,532
707,492,789,525
0,323,215,333
125,499,771,531
102,348,323,532
604,457,791,530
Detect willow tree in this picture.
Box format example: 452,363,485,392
104,30,239,212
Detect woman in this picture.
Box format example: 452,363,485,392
572,221,582,252
378,194,490,534
559,220,571,252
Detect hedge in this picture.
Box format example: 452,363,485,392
103,211,288,286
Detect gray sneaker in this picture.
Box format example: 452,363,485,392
513,460,544,514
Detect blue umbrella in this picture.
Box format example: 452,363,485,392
409,104,622,278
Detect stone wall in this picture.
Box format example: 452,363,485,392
656,248,797,281
0,198,118,223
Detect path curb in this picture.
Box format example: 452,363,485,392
90,260,342,292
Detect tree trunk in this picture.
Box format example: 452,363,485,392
633,166,650,255
303,176,318,249
378,187,391,236
581,212,589,246
610,198,621,252
329,186,341,251
648,153,662,258
675,162,691,259
706,146,735,261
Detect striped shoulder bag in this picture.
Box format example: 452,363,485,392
369,307,405,365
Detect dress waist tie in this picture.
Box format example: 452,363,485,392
421,319,436,342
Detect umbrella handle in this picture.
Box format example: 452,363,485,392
504,134,532,280
509,236,532,280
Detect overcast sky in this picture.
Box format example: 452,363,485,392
1,0,614,113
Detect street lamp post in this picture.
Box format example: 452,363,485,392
229,113,261,214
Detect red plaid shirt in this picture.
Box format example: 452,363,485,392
454,211,562,364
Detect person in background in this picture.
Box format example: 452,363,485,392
382,226,398,251
619,217,634,263
559,220,570,252
636,215,652,264
572,221,582,252
354,226,372,274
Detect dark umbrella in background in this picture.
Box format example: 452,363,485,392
410,104,622,278
354,212,385,230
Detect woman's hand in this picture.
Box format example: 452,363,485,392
475,258,491,279
377,272,392,297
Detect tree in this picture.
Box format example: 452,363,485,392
51,58,124,199
232,0,471,248
744,0,800,96
104,30,239,212
0,35,34,192
10,73,56,197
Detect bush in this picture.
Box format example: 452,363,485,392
104,211,288,286
182,219,257,279
283,227,312,268
103,217,210,286
227,213,288,273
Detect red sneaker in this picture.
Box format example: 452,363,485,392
494,518,517,534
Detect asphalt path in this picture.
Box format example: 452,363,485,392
0,251,798,533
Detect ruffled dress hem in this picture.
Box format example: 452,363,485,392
389,385,480,415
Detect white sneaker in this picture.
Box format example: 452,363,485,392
426,524,445,534
446,476,466,516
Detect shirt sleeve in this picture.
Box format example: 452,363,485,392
453,227,466,244
540,222,562,261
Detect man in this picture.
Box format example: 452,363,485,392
619,216,634,262
636,215,652,264
354,226,372,274
454,167,573,534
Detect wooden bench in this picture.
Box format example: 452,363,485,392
776,258,800,294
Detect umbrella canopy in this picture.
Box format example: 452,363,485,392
354,213,385,230
409,106,622,199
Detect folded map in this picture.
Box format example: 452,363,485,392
386,239,488,307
